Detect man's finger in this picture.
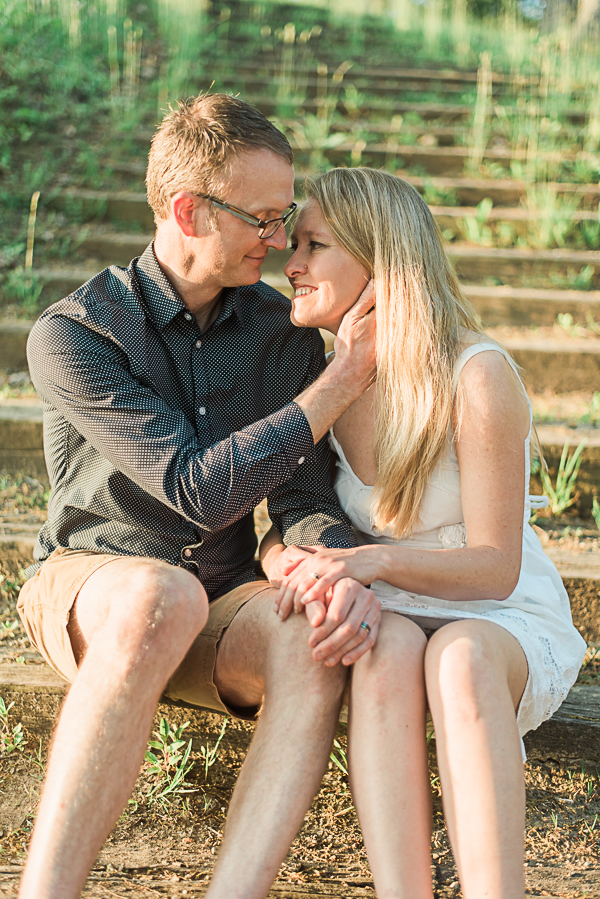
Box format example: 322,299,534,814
340,615,379,665
306,579,359,648
305,599,326,628
310,585,378,661
343,281,375,322
322,597,380,666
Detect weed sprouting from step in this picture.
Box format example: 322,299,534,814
198,717,228,780
0,697,26,756
577,643,600,684
550,265,595,291
461,197,494,246
329,737,348,778
468,52,492,173
592,497,600,530
539,439,586,517
144,718,197,806
525,183,582,249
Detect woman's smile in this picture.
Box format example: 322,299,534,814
284,200,369,333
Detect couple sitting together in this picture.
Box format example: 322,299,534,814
18,93,585,899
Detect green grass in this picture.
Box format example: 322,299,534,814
1,0,600,321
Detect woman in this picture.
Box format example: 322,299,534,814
260,168,586,899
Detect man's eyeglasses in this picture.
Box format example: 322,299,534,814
196,194,297,239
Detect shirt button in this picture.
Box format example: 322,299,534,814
195,339,202,348
298,456,305,464
184,548,192,558
184,312,192,321
199,406,206,415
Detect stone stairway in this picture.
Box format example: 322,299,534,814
2,55,600,750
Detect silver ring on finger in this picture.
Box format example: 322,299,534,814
309,572,320,580
360,620,371,634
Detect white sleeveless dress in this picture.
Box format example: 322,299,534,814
330,342,586,740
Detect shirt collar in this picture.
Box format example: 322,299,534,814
133,242,244,332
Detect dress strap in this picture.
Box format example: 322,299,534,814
453,341,528,404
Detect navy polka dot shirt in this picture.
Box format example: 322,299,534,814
26,243,356,599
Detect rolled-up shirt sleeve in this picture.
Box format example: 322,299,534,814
28,315,315,533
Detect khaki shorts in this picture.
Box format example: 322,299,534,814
17,547,272,720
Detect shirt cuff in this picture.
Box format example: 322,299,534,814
270,402,315,473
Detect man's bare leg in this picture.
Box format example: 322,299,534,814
203,589,347,899
18,558,208,899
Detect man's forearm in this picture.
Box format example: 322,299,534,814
295,358,372,444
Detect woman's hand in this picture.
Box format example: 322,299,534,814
274,545,384,618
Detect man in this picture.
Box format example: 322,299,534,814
17,93,378,899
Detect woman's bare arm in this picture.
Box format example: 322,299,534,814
276,350,531,611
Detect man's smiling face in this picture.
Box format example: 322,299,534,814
192,148,295,291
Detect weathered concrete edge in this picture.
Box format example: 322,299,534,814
2,664,600,765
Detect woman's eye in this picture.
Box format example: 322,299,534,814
290,243,298,251
309,241,324,250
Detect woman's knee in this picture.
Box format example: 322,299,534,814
425,621,514,720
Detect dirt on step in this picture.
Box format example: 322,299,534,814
0,717,599,898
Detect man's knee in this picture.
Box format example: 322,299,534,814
75,558,208,663
265,610,349,695
352,614,427,707
118,560,208,644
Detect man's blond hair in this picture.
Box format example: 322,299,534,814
146,93,293,224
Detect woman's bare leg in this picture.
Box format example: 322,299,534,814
425,619,528,899
348,612,433,899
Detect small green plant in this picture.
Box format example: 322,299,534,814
550,265,595,291
592,497,600,530
581,211,600,250
468,51,492,172
422,178,459,208
462,197,494,246
525,183,582,249
0,572,26,602
580,391,600,425
287,61,351,171
0,697,26,755
198,717,228,780
144,718,197,805
330,736,348,777
555,312,578,337
540,440,586,517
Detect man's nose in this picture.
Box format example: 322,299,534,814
264,223,289,252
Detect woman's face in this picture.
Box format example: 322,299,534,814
284,200,370,334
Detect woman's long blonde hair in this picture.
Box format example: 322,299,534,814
304,167,486,538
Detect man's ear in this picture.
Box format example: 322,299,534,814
171,191,199,238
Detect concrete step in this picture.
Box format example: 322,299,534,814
205,48,595,96
212,57,523,86
0,660,598,764
45,188,600,235
214,70,495,97
228,93,592,125
100,138,592,178
6,278,600,346
4,291,600,392
0,403,46,478
1,401,600,506
36,231,600,287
